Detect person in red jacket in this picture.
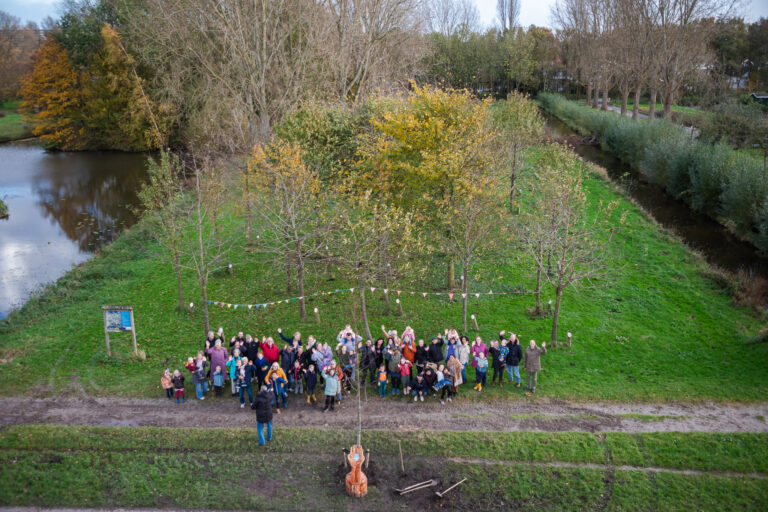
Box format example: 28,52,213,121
261,336,280,365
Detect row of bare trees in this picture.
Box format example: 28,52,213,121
552,0,737,117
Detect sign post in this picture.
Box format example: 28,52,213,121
102,305,137,356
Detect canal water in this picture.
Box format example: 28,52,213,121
0,141,148,318
542,112,768,279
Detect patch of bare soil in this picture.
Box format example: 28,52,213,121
1,394,767,433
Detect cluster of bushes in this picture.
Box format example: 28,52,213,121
538,93,768,255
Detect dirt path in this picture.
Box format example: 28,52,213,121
2,395,767,433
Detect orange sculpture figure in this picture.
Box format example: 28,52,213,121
345,445,368,497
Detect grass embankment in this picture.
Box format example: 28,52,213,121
0,425,766,510
0,143,765,401
0,100,32,142
538,93,768,254
0,198,7,218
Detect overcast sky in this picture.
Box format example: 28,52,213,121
1,0,766,29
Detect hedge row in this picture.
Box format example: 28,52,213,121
538,93,768,255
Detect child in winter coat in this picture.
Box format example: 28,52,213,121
226,351,242,396
271,374,288,412
322,366,340,412
171,370,185,403
290,360,304,395
399,358,413,394
411,373,428,401
474,353,488,391
213,366,224,396
305,364,318,404
388,349,402,395
377,364,388,397
161,369,173,399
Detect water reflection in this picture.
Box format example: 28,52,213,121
0,141,148,317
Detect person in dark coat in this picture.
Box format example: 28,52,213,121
505,335,523,387
410,373,428,402
414,339,429,376
253,386,273,446
358,339,378,385
242,335,260,363
427,336,444,364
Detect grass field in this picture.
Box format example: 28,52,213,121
0,100,32,142
606,99,703,117
0,425,765,510
0,141,764,402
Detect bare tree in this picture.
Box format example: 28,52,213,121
180,158,239,334
497,0,521,34
324,0,425,102
336,194,418,340
247,140,335,322
119,0,330,151
524,144,619,344
428,0,481,36
137,151,189,312
0,12,40,102
494,91,544,212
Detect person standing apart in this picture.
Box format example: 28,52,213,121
254,386,273,446
524,340,547,394
322,365,340,412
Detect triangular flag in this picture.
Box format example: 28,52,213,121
350,288,354,293
410,292,415,295
207,300,212,304
227,304,232,308
422,292,427,298
334,289,339,293
370,287,376,293
285,299,289,303
489,290,493,294
299,296,304,300
384,289,388,294
475,293,480,298
462,293,467,298
448,293,454,300
248,305,252,309
397,290,402,296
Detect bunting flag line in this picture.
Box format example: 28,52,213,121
205,286,529,312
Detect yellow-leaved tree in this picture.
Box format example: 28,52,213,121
19,36,88,149
358,83,500,289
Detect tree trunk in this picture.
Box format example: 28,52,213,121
461,263,468,332
585,83,592,106
550,286,563,344
601,89,608,111
297,253,307,323
201,279,210,335
174,249,184,312
648,89,657,119
359,283,372,341
662,92,672,117
244,167,252,244
447,259,455,289
591,85,598,109
285,260,292,293
620,88,629,116
632,87,641,120
509,147,519,213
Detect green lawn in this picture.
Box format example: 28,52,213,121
0,425,765,510
606,99,704,117
0,144,764,401
0,100,32,142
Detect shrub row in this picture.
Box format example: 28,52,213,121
538,93,768,255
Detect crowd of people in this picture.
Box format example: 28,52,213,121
162,324,548,425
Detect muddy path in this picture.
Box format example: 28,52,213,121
2,395,767,433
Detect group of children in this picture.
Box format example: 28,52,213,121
161,324,548,411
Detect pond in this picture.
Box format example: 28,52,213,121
542,112,768,279
0,141,148,318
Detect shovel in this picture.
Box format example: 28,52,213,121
396,479,439,495
435,478,467,498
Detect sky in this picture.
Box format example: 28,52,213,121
1,0,766,29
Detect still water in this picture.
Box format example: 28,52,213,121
543,112,768,278
0,141,147,318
